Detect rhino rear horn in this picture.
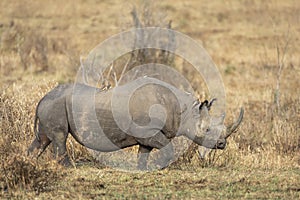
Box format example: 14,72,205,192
207,98,217,111
225,107,244,139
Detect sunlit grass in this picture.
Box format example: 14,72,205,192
0,0,299,198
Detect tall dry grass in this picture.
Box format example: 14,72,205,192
0,0,299,197
0,82,97,194
0,82,60,193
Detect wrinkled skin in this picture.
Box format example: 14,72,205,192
28,78,243,169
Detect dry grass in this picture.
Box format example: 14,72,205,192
0,83,60,194
0,0,299,199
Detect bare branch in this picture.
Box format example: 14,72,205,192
118,57,131,85
275,25,291,112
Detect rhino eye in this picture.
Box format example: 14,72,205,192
206,128,210,132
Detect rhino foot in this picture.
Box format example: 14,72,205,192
58,155,73,167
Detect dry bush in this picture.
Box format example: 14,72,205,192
0,83,67,194
47,36,80,76
92,3,174,89
0,22,48,72
235,100,298,153
19,31,48,72
0,154,62,194
0,80,95,184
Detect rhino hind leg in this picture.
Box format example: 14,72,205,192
52,131,72,167
137,145,153,170
27,132,51,158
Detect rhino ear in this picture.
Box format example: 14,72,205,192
207,98,217,111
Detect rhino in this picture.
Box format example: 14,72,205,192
28,77,243,169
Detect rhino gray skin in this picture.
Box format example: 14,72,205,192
28,77,244,169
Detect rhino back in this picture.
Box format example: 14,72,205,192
41,84,73,100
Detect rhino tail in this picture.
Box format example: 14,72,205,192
34,100,42,141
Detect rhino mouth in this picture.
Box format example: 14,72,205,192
215,140,226,149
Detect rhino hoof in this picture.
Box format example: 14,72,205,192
58,156,73,167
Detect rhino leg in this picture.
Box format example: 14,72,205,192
52,131,71,167
27,132,51,158
137,145,153,170
154,142,174,169
137,132,174,169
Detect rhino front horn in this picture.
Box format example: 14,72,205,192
225,107,244,139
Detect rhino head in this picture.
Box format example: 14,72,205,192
185,99,244,150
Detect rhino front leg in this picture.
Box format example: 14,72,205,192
154,142,174,169
52,131,71,167
137,132,174,169
137,145,153,170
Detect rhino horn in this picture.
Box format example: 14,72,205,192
225,107,244,139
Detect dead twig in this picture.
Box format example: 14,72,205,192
274,26,291,113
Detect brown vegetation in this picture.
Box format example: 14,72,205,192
0,0,299,198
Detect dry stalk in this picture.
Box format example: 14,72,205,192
117,57,131,85
274,26,291,113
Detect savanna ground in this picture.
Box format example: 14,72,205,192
0,0,299,199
